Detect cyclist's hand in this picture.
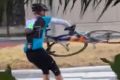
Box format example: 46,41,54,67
64,24,76,31
64,27,69,31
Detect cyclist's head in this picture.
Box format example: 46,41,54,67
32,3,48,16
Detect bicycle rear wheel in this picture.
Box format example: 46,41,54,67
87,30,120,44
49,41,88,57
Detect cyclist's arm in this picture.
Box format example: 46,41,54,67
50,18,72,27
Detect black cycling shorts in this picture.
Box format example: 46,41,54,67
25,48,61,76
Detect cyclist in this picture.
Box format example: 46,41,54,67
24,3,72,80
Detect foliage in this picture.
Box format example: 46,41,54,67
101,54,120,80
23,0,120,20
0,0,120,25
58,0,120,20
0,65,16,80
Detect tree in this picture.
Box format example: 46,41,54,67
101,54,120,80
0,65,16,80
0,0,25,36
0,0,25,26
57,0,120,20
0,0,120,26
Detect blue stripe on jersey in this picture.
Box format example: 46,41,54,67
24,16,52,52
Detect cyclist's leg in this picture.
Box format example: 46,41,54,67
42,68,49,80
39,48,63,80
26,48,63,80
44,59,63,80
43,74,49,80
25,49,50,80
48,60,63,80
34,64,50,80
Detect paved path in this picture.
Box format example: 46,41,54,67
10,66,117,80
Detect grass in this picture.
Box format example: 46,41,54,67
0,43,120,70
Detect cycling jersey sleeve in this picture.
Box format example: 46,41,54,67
50,17,72,27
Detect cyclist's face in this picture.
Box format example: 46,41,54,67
34,10,46,16
40,10,46,16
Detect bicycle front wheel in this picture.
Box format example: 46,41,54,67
87,30,120,44
50,41,88,57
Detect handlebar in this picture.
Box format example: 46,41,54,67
64,25,76,31
64,25,76,35
46,25,76,35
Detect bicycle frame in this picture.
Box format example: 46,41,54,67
45,25,88,56
45,25,120,57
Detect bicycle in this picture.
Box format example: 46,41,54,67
45,25,120,57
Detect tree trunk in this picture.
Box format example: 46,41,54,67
2,2,10,36
12,0,25,26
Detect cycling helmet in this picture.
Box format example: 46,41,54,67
32,3,48,12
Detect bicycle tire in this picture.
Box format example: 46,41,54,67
87,30,120,44
48,40,88,57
